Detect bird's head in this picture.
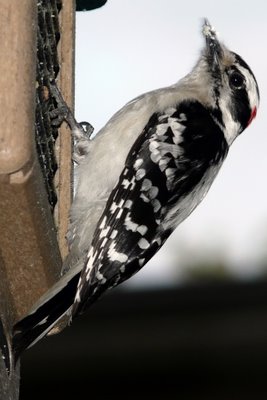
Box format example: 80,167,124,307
191,19,259,145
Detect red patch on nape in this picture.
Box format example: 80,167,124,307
248,107,257,126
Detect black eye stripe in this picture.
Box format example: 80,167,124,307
233,52,260,99
225,66,251,130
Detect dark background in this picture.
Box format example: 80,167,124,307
19,280,267,399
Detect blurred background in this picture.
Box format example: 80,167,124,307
20,1,267,398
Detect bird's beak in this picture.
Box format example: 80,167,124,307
202,19,223,72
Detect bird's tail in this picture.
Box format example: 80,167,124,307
12,270,80,363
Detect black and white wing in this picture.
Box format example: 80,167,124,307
72,101,228,316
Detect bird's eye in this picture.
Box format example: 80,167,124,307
229,71,245,90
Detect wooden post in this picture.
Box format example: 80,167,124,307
55,0,76,260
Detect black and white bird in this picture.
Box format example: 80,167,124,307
13,19,259,360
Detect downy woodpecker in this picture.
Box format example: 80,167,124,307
13,19,259,361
